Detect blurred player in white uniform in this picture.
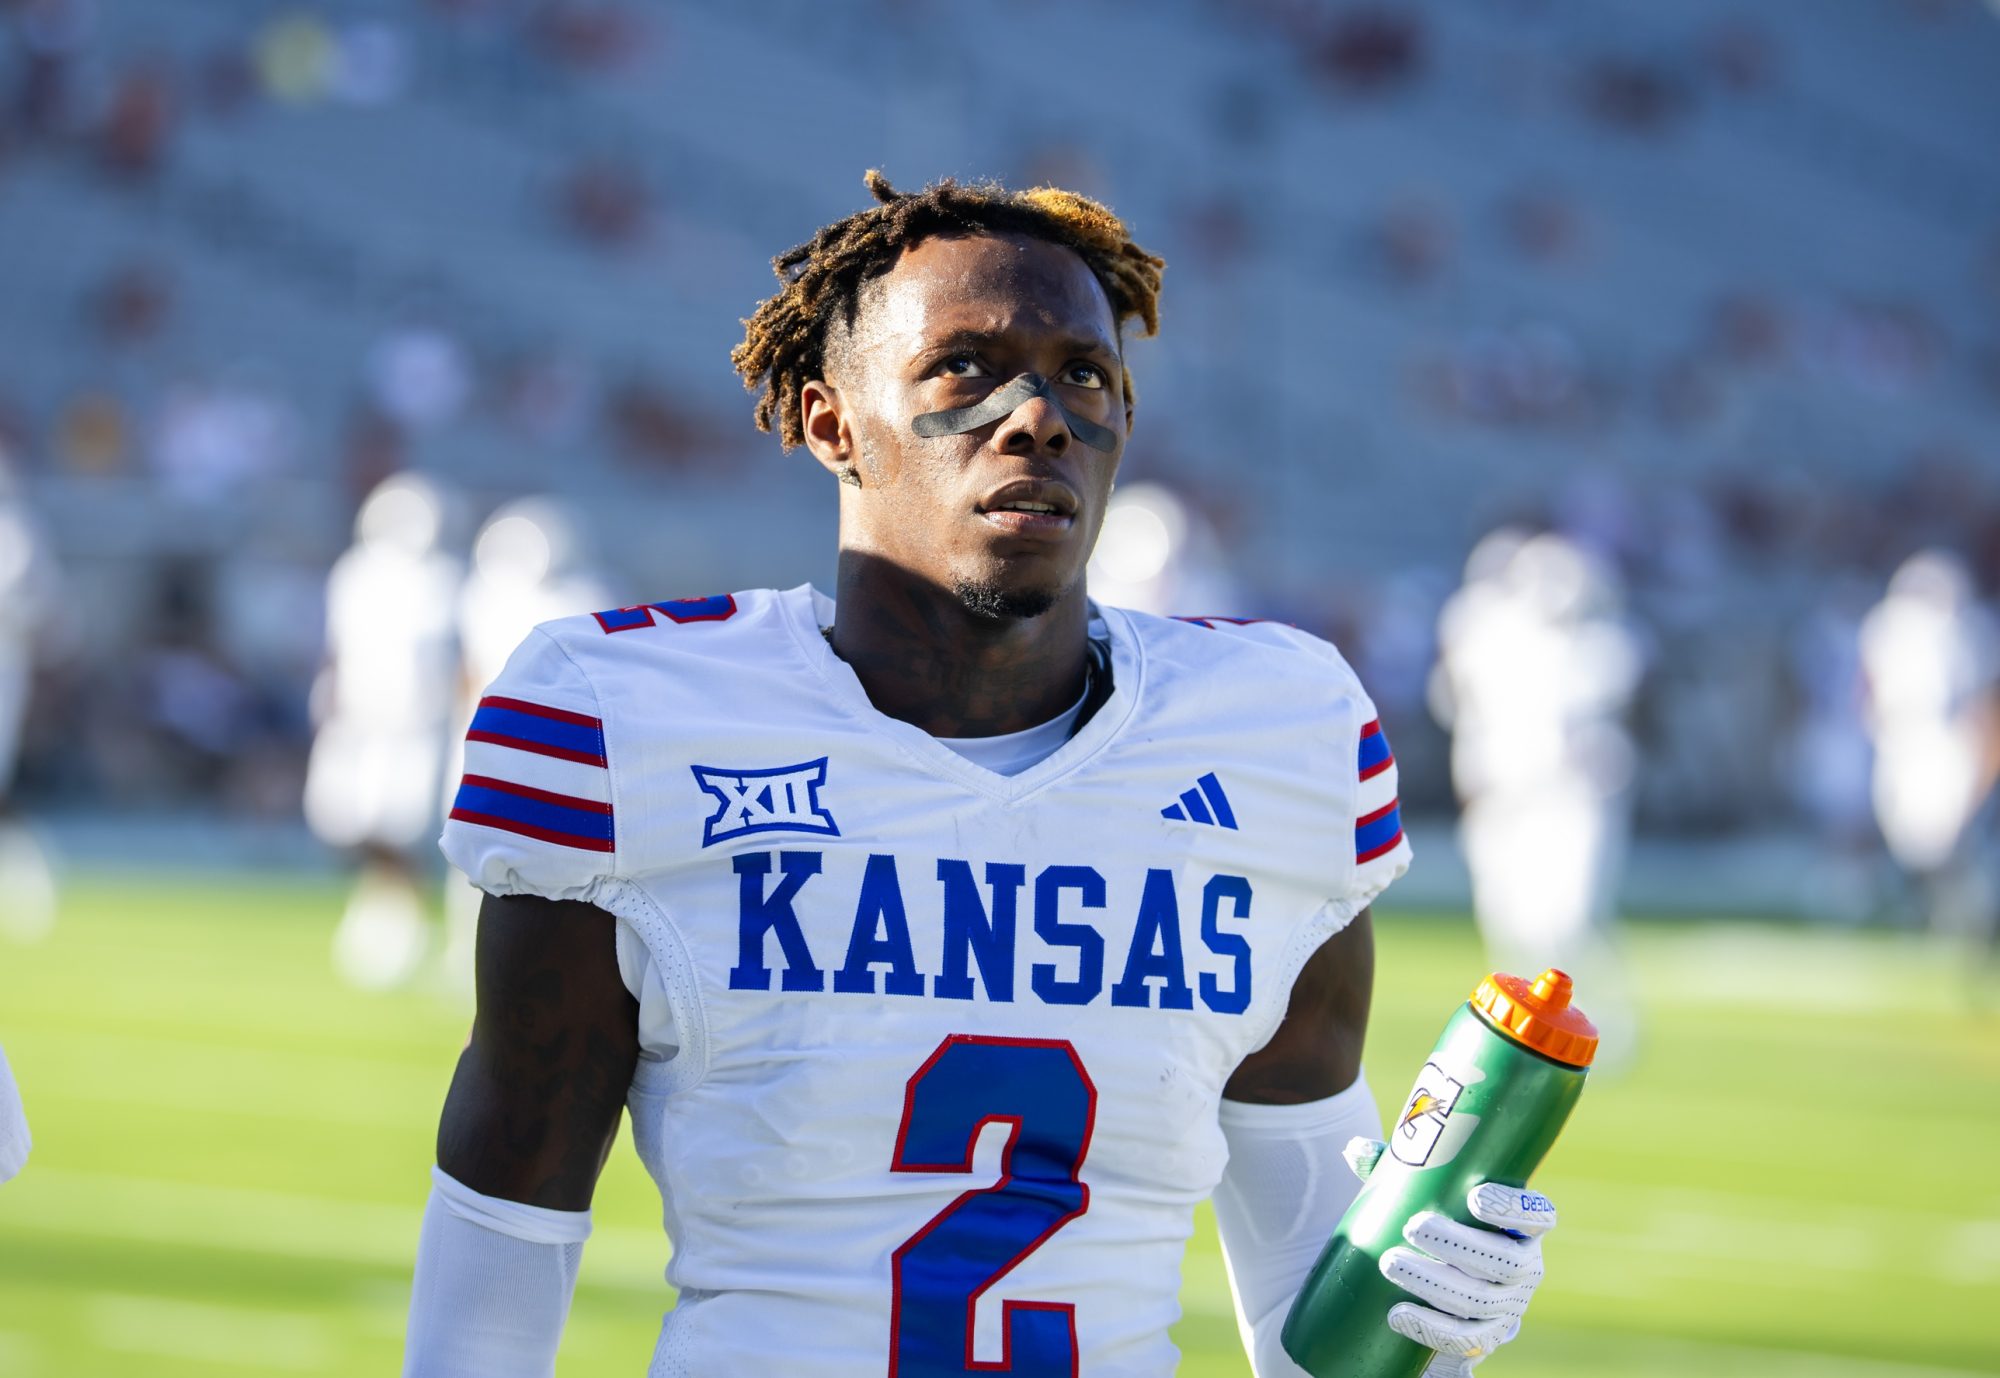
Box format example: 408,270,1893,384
0,460,58,944
403,174,1564,1378
0,1039,27,1186
0,466,47,1181
1785,583,1880,923
306,474,463,989
1432,530,1642,1054
439,498,611,987
1860,551,2000,957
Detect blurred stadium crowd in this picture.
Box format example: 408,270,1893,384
0,0,1997,921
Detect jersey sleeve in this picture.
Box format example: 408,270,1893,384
1346,693,1412,910
440,627,617,903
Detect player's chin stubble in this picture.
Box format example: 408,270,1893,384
950,575,1063,622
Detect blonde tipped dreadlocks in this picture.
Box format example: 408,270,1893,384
732,170,1166,450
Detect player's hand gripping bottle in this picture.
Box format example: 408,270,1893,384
1280,969,1598,1377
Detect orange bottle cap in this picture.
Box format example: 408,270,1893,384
1471,968,1599,1067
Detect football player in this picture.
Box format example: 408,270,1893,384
439,498,611,989
0,458,57,944
0,1039,26,1186
1861,550,2000,960
404,173,1559,1377
305,474,463,989
1432,530,1641,1065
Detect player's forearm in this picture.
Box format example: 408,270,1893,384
403,1166,589,1378
1213,1077,1381,1378
1214,911,1377,1372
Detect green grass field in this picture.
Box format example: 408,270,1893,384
1,878,1996,1376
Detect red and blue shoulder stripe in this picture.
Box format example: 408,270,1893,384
1354,717,1404,865
452,696,613,852
464,695,607,767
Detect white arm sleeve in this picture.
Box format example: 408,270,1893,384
0,1042,28,1185
1214,1076,1383,1378
403,1166,592,1378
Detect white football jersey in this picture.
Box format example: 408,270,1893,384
320,543,461,728
441,585,1410,1377
305,543,464,849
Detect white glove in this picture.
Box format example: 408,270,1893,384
1344,1138,1556,1376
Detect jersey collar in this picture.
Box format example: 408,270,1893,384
779,584,1144,803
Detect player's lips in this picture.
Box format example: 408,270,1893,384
976,478,1078,535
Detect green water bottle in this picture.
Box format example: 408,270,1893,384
1280,968,1599,1378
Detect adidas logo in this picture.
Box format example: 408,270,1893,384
1161,773,1238,829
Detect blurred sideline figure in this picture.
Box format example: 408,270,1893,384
305,474,463,989
1784,581,1881,923
1432,529,1642,1060
1085,480,1243,616
0,460,57,944
438,498,609,989
1860,551,2000,967
0,1038,26,1186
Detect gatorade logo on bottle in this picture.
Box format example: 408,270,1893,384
1390,1059,1485,1167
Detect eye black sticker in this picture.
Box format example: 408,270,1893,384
911,372,1117,452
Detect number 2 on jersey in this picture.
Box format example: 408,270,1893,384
889,1035,1097,1376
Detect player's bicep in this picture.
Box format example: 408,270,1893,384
436,891,639,1210
1223,907,1374,1105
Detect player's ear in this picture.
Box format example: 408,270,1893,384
800,379,859,485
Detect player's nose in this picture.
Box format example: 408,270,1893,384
993,393,1070,458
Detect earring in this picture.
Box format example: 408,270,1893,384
836,463,861,488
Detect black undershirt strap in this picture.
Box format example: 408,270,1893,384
1068,634,1115,741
